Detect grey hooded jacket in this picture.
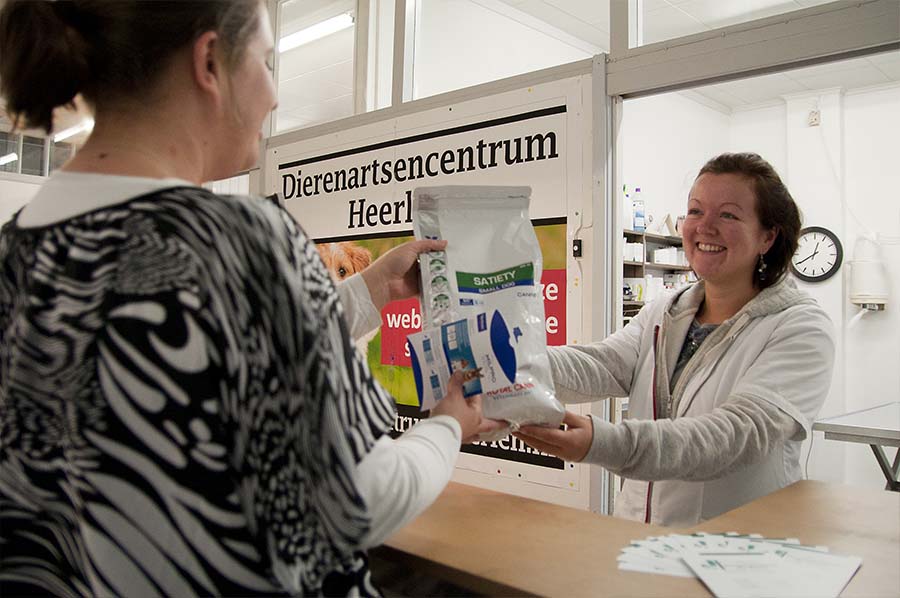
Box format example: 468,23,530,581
548,277,835,526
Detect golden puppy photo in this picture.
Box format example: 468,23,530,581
317,241,372,281
317,241,376,359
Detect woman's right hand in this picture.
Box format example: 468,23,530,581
431,371,485,443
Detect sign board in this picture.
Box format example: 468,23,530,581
266,73,596,508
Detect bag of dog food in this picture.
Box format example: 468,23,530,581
407,186,564,437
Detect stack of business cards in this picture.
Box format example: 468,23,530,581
619,532,862,598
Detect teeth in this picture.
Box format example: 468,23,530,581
698,243,725,252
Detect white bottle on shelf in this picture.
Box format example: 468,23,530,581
632,187,646,231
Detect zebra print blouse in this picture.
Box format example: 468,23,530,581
0,187,396,596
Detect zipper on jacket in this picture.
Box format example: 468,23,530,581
671,313,752,417
645,325,661,524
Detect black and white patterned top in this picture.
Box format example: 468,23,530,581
0,186,396,596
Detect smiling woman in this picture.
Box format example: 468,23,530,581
515,152,835,528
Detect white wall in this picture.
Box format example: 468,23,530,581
623,82,900,489
0,176,41,223
621,93,730,230
413,0,591,100
729,103,786,175
780,89,847,483
731,86,900,488
840,84,900,488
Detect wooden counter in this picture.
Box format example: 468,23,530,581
690,480,900,598
374,482,707,597
374,480,899,597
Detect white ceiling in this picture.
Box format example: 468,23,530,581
486,0,610,51
4,1,895,140
495,0,838,49
275,0,356,132
485,0,900,110
275,28,355,132
274,0,900,130
636,0,836,44
692,52,900,111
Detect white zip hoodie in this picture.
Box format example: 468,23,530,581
548,277,835,527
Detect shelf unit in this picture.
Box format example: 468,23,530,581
621,229,692,321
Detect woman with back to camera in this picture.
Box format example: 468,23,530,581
0,1,490,595
516,153,835,526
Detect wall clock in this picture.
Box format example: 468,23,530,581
790,226,843,282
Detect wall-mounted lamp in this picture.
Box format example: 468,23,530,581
279,12,353,53
848,235,889,327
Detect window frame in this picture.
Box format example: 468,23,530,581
608,0,900,98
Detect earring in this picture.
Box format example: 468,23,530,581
757,254,767,280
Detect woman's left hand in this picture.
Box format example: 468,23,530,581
361,239,447,310
513,411,594,462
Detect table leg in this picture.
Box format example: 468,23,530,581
870,444,900,492
892,447,900,492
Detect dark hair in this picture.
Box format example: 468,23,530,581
697,152,802,290
0,0,261,133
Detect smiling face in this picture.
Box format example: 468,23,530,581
683,173,777,290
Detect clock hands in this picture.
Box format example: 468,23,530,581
795,242,820,266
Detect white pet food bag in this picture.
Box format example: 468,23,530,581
408,186,564,436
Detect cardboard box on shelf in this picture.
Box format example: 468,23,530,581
624,242,644,262
652,247,678,265
644,275,665,303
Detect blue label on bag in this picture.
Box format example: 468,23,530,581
490,311,517,384
441,320,482,397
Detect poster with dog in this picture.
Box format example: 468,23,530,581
269,70,599,502
315,220,566,413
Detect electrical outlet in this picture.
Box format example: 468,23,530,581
572,239,583,258
807,109,821,127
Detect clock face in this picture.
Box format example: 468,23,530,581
791,226,843,282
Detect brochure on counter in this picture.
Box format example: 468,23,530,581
618,532,861,598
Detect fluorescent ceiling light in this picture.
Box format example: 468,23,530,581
0,152,17,166
279,13,353,53
54,117,94,143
